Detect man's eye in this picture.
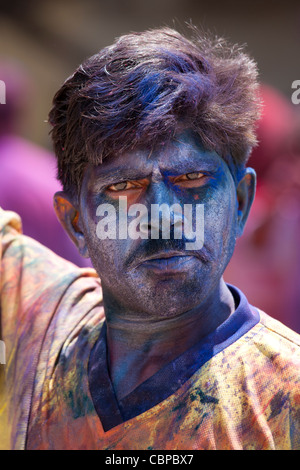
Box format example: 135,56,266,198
171,171,208,187
107,181,136,191
110,182,128,191
185,172,204,180
106,178,149,193
174,172,205,182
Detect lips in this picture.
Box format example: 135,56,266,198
142,250,192,261
137,251,197,274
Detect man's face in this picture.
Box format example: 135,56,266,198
79,130,240,320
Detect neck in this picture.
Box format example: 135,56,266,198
104,278,235,400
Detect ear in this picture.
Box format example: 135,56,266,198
53,191,90,258
235,168,256,238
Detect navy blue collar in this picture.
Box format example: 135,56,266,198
88,284,260,432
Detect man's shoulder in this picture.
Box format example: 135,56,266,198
257,309,300,349
247,309,300,374
0,207,22,234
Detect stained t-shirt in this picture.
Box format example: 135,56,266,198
0,208,299,450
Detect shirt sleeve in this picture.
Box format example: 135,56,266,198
0,207,98,449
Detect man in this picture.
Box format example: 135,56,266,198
0,27,299,450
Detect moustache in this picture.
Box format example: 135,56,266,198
125,237,212,269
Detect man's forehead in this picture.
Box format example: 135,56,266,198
88,132,226,180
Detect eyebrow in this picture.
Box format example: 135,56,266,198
90,158,221,189
90,168,153,188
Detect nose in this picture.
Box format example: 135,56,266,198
139,180,185,239
145,178,178,206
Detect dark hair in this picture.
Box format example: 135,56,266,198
48,27,262,196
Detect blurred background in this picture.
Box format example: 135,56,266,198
0,0,299,331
